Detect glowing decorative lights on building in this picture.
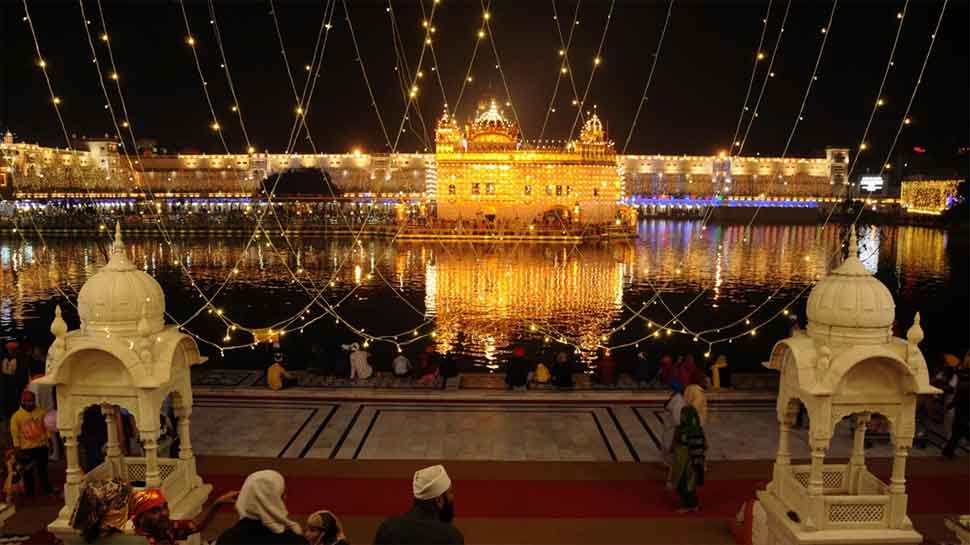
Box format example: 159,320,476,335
900,179,962,215
434,98,625,223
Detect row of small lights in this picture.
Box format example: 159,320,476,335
12,2,944,359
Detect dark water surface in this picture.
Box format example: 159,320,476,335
1,220,966,373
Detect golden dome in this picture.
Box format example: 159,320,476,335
580,113,606,143
466,99,518,145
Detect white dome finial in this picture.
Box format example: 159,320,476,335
848,227,859,260
907,312,924,346
104,222,135,272
50,304,68,339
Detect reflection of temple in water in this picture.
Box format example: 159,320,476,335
423,244,627,364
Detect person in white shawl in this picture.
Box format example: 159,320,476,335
216,470,306,544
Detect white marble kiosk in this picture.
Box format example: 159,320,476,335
755,231,940,545
38,224,211,544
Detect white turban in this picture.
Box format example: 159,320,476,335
412,465,451,500
235,470,301,535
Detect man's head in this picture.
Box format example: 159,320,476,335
412,464,455,523
130,489,170,535
20,390,36,412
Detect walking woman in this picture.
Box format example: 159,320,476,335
670,405,707,513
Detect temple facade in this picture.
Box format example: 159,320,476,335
433,101,625,224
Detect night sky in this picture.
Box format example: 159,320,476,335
1,0,967,174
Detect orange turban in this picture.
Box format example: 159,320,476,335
130,489,167,522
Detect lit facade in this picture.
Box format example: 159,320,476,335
620,147,849,198
899,179,962,215
0,128,861,204
434,101,625,223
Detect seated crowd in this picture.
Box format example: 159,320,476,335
266,342,459,391
265,338,717,392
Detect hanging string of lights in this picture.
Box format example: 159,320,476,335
386,1,434,151
339,0,394,148
453,0,492,113
847,0,911,178
684,0,915,343
698,0,925,343
255,0,439,330
538,0,583,141
389,0,440,152
620,0,674,155
735,0,793,157
868,0,949,198
189,0,439,348
633,0,849,343
566,0,615,141
727,0,775,157
71,0,304,352
477,0,525,139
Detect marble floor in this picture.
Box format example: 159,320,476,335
189,398,966,462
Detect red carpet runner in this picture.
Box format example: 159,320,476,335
200,473,968,519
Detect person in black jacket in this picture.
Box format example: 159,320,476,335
374,465,463,545
216,470,307,545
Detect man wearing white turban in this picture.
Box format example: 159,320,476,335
216,470,307,545
373,464,463,544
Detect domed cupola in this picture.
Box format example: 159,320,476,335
466,98,518,148
580,113,605,143
77,222,165,337
805,229,895,345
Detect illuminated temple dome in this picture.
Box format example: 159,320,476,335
580,113,606,144
465,99,519,148
434,97,626,224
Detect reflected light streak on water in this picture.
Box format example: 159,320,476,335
0,220,963,371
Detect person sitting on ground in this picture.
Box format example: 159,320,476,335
534,361,551,385
440,351,458,380
505,346,530,390
633,351,659,388
268,348,298,391
551,351,574,389
415,346,439,385
670,405,708,513
374,465,463,544
593,349,617,386
216,470,307,545
349,344,374,381
131,488,238,545
392,352,413,378
305,510,349,545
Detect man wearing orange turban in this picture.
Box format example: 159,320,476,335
130,488,238,545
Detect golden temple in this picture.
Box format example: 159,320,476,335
434,100,626,224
